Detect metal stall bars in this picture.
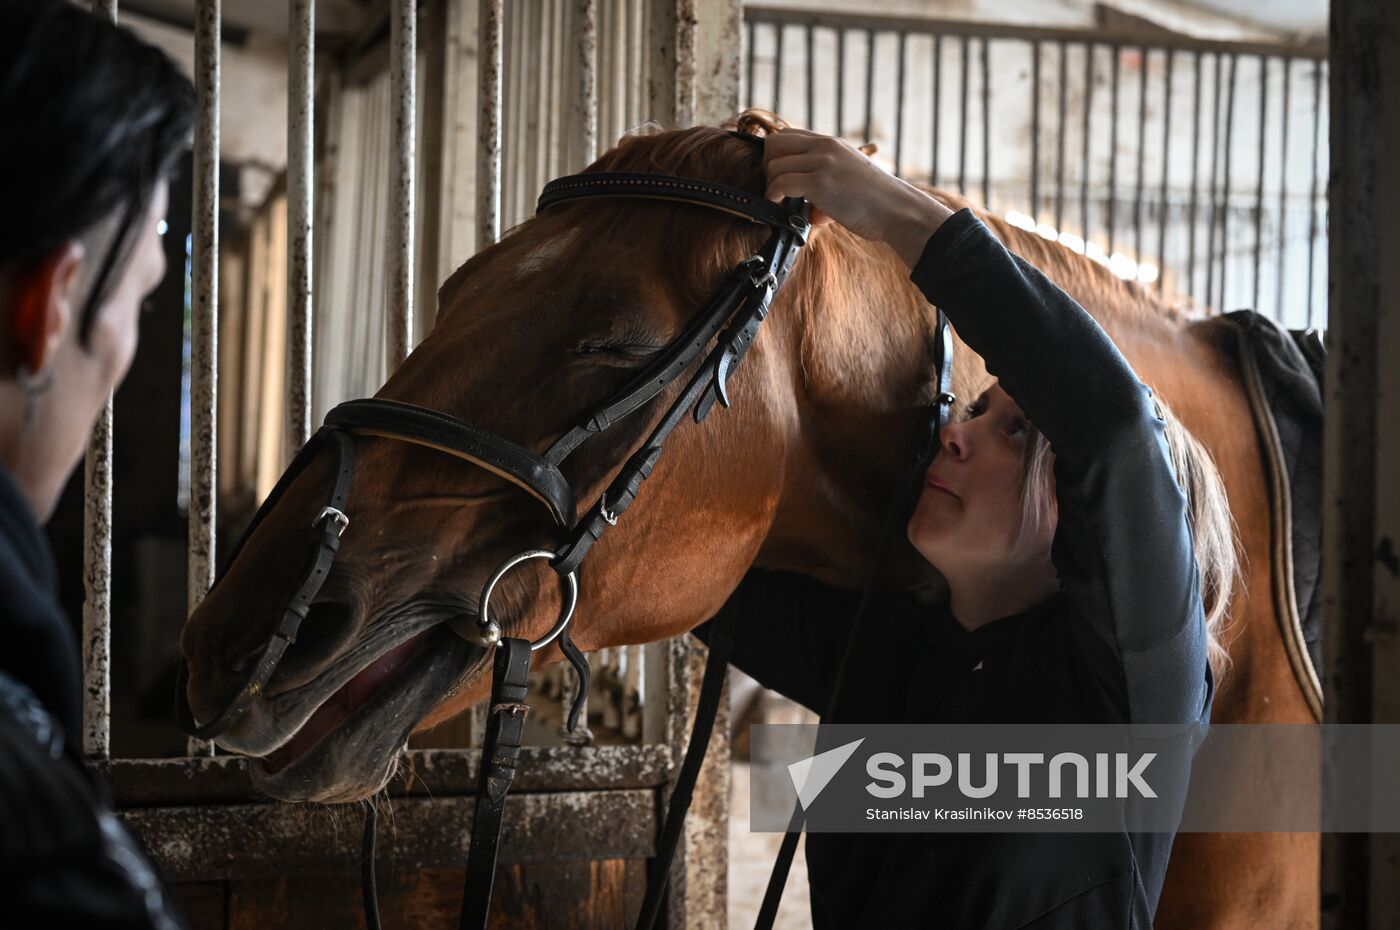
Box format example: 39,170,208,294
743,5,1329,326
185,0,220,758
387,0,415,368
83,0,117,764
288,0,314,450
83,2,741,926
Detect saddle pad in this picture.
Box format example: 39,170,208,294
1227,309,1324,721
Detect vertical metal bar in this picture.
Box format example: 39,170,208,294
894,32,906,176
773,23,784,114
981,37,991,206
619,0,633,131
387,0,415,367
525,1,542,216
1157,48,1174,292
84,0,117,762
1219,53,1238,308
1107,44,1120,257
577,0,597,166
745,18,755,108
555,0,570,176
187,0,220,757
622,644,643,739
1188,50,1203,300
930,33,941,185
957,35,969,194
1305,59,1322,327
287,0,314,449
836,28,845,136
805,24,814,129
863,28,875,142
631,0,648,128
1030,40,1041,219
1275,58,1292,321
1133,46,1147,262
81,404,113,758
504,0,521,223
1055,41,1067,230
1253,55,1269,311
1206,53,1223,308
1081,42,1093,241
478,0,503,248
540,0,557,182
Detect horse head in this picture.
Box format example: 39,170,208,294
179,116,966,803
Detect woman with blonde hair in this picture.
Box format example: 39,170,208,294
702,125,1236,929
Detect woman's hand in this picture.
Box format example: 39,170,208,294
763,127,955,269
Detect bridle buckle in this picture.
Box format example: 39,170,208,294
600,493,619,527
315,506,350,538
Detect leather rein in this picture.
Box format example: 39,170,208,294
174,160,954,930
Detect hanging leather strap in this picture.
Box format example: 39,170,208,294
632,601,739,930
460,638,534,930
753,309,956,930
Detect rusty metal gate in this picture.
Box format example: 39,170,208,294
743,5,1329,329
79,1,741,927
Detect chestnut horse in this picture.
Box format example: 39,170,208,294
180,118,1316,929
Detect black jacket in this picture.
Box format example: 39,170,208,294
0,463,185,929
700,209,1212,929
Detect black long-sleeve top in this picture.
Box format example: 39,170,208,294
700,209,1212,929
0,463,186,929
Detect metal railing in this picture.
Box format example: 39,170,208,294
743,5,1329,328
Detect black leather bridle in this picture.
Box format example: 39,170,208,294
174,152,955,930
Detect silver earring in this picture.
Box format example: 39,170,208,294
17,363,54,432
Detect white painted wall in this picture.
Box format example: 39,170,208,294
125,12,290,202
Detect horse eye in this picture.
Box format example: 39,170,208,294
575,339,661,362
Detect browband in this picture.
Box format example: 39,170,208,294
538,172,809,241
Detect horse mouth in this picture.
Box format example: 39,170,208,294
251,626,478,803
259,629,432,775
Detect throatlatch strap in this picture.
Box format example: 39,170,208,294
460,638,533,930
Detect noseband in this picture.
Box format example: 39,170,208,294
174,152,955,930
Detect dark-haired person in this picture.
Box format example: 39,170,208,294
701,126,1236,928
1,1,194,926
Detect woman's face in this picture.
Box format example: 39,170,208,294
906,381,1055,581
25,180,168,519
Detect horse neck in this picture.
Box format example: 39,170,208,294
755,228,944,589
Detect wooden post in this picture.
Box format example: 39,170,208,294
1322,0,1400,926
641,3,742,924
